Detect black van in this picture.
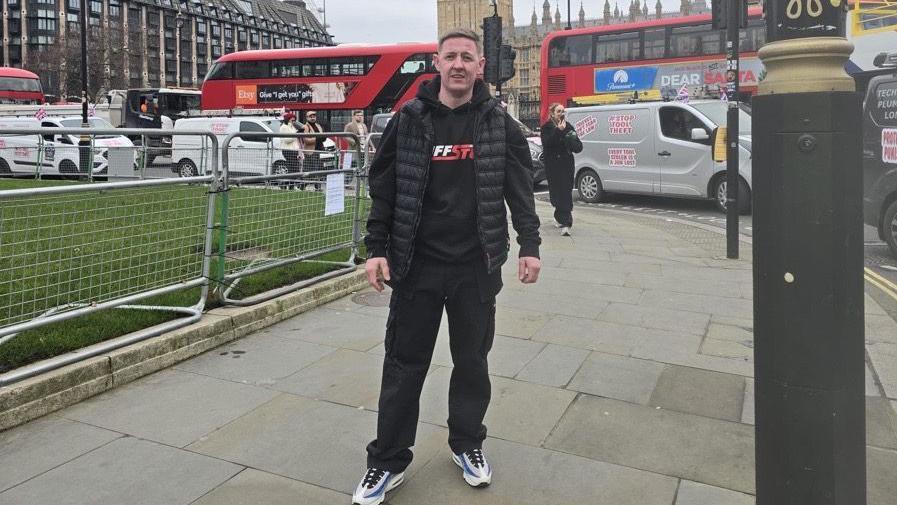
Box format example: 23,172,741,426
863,52,897,258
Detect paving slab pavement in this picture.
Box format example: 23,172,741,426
2,201,897,505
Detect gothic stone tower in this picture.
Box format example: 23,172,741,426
437,0,514,39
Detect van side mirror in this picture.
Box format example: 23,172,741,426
42,134,54,142
691,128,709,141
58,136,74,145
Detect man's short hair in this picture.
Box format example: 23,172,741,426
352,109,363,115
438,28,482,55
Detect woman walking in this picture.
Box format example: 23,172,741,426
540,103,583,236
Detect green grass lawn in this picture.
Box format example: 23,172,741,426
0,178,370,373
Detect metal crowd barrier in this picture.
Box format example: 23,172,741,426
0,166,220,387
0,128,218,181
0,127,380,384
218,131,365,306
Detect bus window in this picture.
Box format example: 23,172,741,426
272,59,303,77
698,26,722,55
302,59,329,77
205,61,234,80
0,77,41,92
669,25,713,57
595,31,640,64
642,28,666,59
331,56,368,76
400,53,431,74
236,61,269,79
549,34,592,67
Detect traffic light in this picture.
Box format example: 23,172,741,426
712,0,748,30
712,0,727,29
482,15,502,85
498,44,516,84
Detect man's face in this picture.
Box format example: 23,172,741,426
354,112,363,123
434,37,484,95
306,112,317,124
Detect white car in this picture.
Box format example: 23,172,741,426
0,117,134,177
39,116,137,177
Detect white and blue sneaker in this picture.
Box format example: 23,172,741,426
452,448,492,487
351,467,404,505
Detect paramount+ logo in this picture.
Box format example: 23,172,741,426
431,144,475,161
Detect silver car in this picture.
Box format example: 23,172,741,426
565,100,753,213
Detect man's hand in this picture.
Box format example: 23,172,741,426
365,257,391,292
518,257,541,284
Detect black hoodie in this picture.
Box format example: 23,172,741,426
364,76,541,285
413,78,490,263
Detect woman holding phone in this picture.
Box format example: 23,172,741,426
540,103,583,236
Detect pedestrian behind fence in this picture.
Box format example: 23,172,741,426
279,112,302,173
540,102,583,237
301,111,327,171
344,110,368,169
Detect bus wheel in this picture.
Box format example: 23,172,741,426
0,158,10,174
177,159,198,178
884,199,897,260
712,175,751,215
576,168,604,204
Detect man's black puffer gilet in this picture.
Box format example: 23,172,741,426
387,96,508,282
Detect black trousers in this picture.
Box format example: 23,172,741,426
366,259,497,473
545,157,574,228
282,150,300,172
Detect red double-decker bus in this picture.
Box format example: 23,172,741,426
0,67,44,105
201,42,437,131
540,8,766,123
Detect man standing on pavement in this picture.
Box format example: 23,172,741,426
352,28,542,505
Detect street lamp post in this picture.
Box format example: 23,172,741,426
79,0,90,177
566,0,572,29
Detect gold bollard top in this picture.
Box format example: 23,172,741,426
758,37,855,95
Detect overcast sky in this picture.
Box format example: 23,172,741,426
323,0,684,44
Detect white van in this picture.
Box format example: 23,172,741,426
171,117,286,177
564,100,753,213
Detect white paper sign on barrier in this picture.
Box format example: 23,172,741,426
325,173,345,216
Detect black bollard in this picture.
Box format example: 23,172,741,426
752,6,866,503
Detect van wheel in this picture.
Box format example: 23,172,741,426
177,159,198,178
576,168,604,203
0,158,10,174
712,175,751,215
59,160,79,176
883,199,897,260
272,161,288,175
